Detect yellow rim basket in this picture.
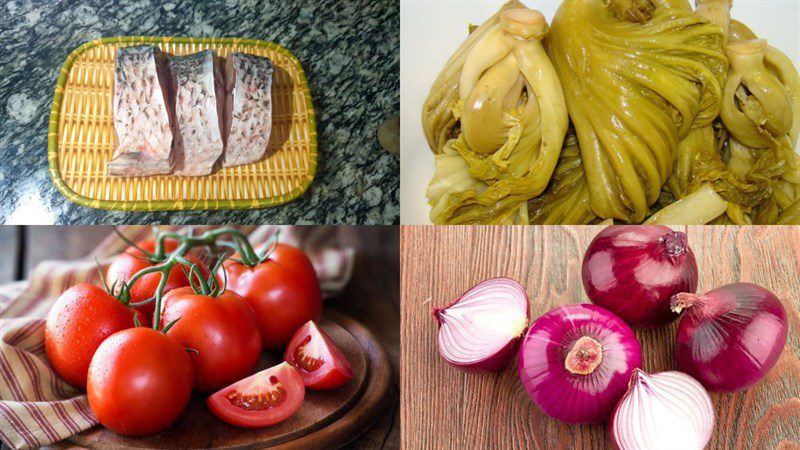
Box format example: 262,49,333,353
48,36,317,211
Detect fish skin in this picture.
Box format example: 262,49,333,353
169,50,226,176
222,52,274,168
108,45,175,176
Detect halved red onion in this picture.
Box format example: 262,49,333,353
432,277,529,371
611,370,714,450
518,303,642,423
672,282,788,392
582,225,699,328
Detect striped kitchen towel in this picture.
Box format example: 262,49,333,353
0,226,354,450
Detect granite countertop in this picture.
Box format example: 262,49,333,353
0,0,399,225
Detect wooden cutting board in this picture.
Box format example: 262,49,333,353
69,310,391,449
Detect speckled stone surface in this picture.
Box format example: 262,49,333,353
0,0,399,224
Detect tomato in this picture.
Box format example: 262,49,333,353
106,238,207,319
284,321,353,390
160,287,262,392
221,243,322,351
207,362,305,428
44,283,146,388
87,327,193,436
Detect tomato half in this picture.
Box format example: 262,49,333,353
207,362,305,428
87,327,193,436
45,283,146,388
106,238,207,319
221,243,322,350
161,287,262,392
284,321,353,390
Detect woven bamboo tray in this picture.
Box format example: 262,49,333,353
48,36,317,211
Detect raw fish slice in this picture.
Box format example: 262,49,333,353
108,45,175,176
169,50,226,176
222,52,274,167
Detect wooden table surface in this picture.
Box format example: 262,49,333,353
0,225,399,450
401,226,800,450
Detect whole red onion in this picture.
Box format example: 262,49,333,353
672,282,788,392
518,304,642,424
582,225,699,328
433,278,529,371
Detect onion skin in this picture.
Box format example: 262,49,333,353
611,370,714,450
518,303,642,424
582,225,699,327
673,282,788,392
433,277,529,372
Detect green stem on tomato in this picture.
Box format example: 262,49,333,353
215,264,228,297
153,232,180,259
208,254,228,297
113,227,158,262
124,262,170,294
150,263,172,331
231,234,261,266
175,256,207,294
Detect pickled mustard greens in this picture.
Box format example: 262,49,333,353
546,0,727,223
422,0,800,224
695,10,800,223
527,132,596,224
645,184,728,224
695,0,731,39
713,40,800,222
424,5,568,224
423,0,524,153
729,20,800,147
723,42,793,155
725,19,800,223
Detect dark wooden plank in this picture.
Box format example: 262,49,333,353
400,225,800,449
23,226,113,277
335,226,400,378
0,226,22,284
331,226,400,449
347,393,399,450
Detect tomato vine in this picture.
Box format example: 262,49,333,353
110,227,276,332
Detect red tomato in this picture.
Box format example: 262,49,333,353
221,244,322,351
160,287,262,392
106,238,207,319
284,321,353,390
207,362,305,428
45,283,146,388
87,327,193,436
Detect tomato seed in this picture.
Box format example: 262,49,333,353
226,385,286,411
293,335,324,372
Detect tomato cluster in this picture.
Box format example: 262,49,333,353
44,233,354,436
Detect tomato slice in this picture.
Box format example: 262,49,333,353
284,321,354,390
207,362,305,428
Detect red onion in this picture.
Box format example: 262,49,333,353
672,282,788,392
518,304,642,423
432,277,529,371
582,225,699,328
611,369,714,450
